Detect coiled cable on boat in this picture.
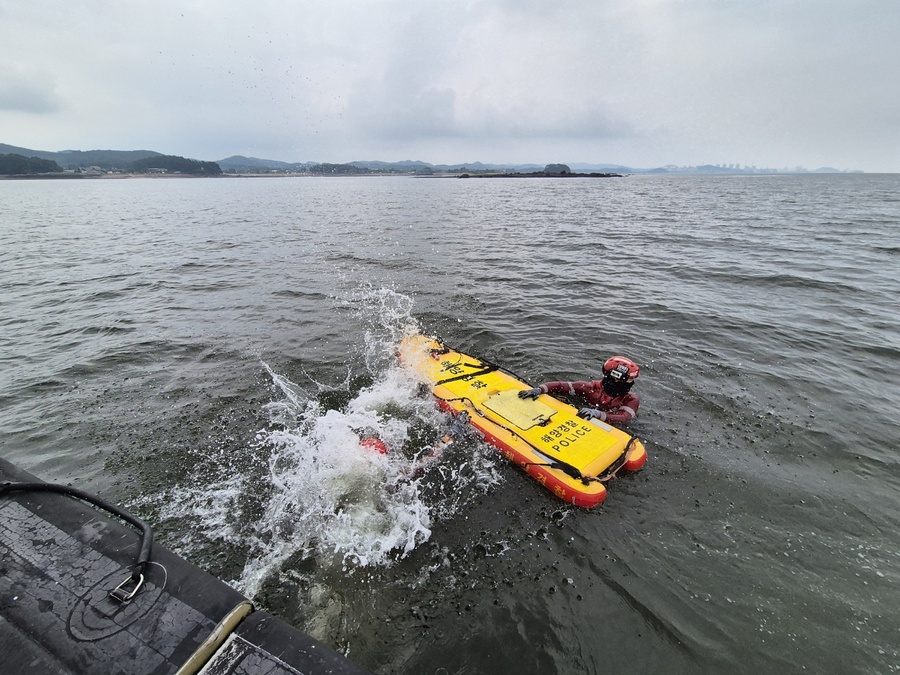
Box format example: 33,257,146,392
0,481,153,602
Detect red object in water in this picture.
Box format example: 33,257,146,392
361,437,388,455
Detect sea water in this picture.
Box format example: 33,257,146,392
1,173,897,673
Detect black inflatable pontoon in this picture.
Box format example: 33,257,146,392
0,457,370,675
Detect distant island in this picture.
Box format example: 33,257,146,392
0,142,864,178
458,164,622,178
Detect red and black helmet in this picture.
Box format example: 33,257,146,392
603,356,640,382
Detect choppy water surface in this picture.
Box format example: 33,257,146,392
1,174,898,673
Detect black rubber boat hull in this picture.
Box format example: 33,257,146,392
0,457,370,675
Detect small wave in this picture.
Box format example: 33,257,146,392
270,289,331,300
84,289,126,302
80,324,138,336
669,265,870,298
22,378,68,391
56,271,137,287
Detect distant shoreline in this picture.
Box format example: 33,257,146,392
1,169,879,181
0,171,627,180
0,172,209,180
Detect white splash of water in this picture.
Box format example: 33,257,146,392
146,479,247,554
234,287,500,599
237,362,441,598
142,287,502,601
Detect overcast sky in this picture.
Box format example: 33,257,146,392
2,1,898,171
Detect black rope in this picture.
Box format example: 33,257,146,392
435,363,499,386
1,481,153,600
434,391,639,486
434,393,593,484
521,461,592,483
429,337,515,384
594,436,639,482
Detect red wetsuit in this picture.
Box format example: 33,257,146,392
536,380,640,425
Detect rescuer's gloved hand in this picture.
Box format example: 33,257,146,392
518,387,542,399
578,407,606,421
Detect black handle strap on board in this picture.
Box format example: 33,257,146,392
594,436,638,481
429,337,535,389
430,339,501,386
436,392,639,485
435,363,499,386
522,459,591,483
530,436,639,484
0,481,153,602
436,393,598,485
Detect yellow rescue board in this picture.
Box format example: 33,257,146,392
400,334,647,507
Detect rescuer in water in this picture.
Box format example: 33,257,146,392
518,356,641,425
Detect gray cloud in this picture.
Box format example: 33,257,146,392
1,0,898,170
0,65,61,114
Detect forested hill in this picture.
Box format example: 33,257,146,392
0,144,164,169
132,155,222,175
0,153,63,175
0,144,221,175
